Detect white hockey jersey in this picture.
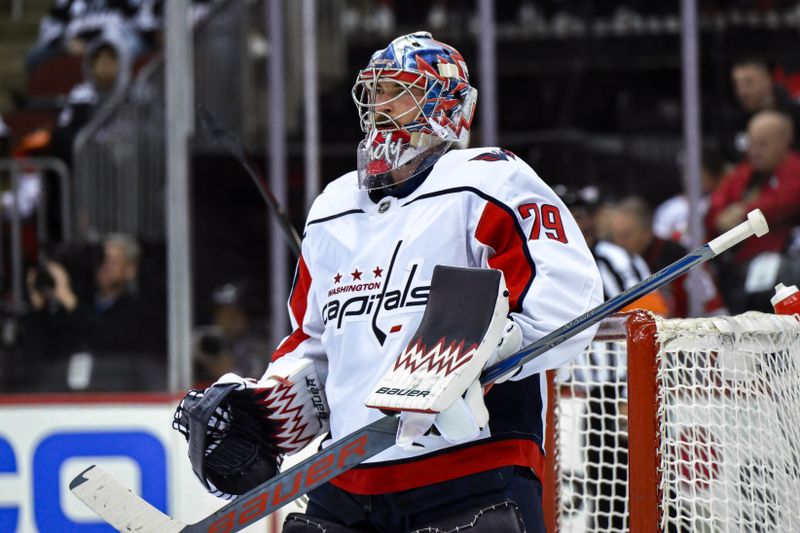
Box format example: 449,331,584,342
269,147,603,494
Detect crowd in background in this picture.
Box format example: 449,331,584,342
0,0,247,393
544,48,800,321
1,0,800,393
26,0,218,70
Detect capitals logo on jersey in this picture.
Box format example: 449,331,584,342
321,241,430,345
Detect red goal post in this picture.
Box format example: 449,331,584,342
543,310,800,533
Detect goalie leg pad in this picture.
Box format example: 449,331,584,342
282,513,363,533
406,500,526,533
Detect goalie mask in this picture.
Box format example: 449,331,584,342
352,32,478,191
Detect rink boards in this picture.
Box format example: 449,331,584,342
0,394,301,533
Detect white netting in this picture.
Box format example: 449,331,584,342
550,312,800,533
655,312,800,532
553,339,630,533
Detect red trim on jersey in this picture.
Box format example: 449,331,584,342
475,202,534,310
330,438,544,495
273,257,312,361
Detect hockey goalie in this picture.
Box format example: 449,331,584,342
173,31,602,533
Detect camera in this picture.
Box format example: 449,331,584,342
199,332,223,357
32,265,56,293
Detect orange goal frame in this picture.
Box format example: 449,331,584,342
543,310,661,533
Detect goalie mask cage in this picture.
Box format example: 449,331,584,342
543,310,800,533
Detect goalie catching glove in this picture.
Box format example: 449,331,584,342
365,266,523,450
172,358,330,499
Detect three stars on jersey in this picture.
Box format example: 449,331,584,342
322,253,430,342
333,266,384,284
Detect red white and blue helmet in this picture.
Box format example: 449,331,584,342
352,32,477,190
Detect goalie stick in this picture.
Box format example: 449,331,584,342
70,210,769,533
196,105,302,257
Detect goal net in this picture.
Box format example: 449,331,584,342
544,310,800,533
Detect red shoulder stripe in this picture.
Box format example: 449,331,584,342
272,256,312,361
475,202,534,311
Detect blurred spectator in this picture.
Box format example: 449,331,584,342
369,0,396,35
706,110,800,262
609,196,726,317
718,56,800,163
0,115,9,156
135,0,218,49
706,110,800,312
652,146,726,246
50,33,134,168
27,0,221,70
27,0,145,70
192,282,270,387
3,130,68,276
1,170,43,230
0,120,44,302
557,185,668,314
22,234,164,391
426,0,447,32
1,122,44,228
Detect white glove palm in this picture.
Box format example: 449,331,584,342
485,319,524,384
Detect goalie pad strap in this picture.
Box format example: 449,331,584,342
282,513,363,533
407,500,525,533
283,502,524,533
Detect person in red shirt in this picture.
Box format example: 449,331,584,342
705,110,800,312
706,110,800,263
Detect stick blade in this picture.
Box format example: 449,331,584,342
70,465,186,532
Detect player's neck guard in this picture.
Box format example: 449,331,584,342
367,161,435,203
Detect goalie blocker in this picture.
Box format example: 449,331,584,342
366,267,508,414
366,266,521,448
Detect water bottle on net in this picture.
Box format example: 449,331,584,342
771,283,800,315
